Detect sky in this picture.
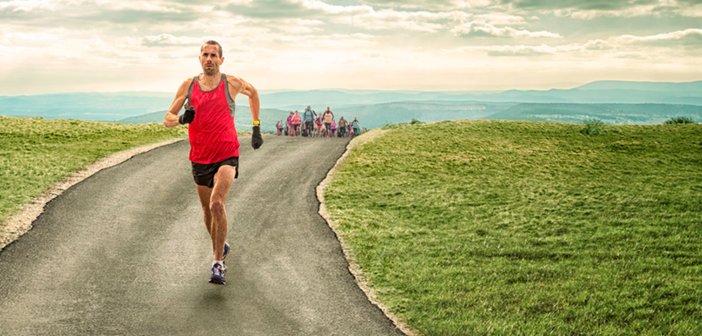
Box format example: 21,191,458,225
1,0,702,95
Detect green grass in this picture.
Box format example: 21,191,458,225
325,120,702,335
0,116,186,227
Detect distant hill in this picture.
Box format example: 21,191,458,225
117,101,516,131
3,80,702,125
331,101,514,129
118,110,169,124
575,80,702,93
487,103,702,125
481,89,702,105
117,107,289,133
245,81,702,107
0,92,173,121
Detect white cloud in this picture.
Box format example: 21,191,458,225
452,21,561,38
274,33,377,48
473,13,527,25
552,5,662,19
302,1,374,15
302,2,470,32
0,29,71,44
142,34,203,46
615,29,702,45
273,18,325,34
0,0,67,12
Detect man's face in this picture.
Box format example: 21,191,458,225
199,44,223,76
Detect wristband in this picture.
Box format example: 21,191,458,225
252,120,260,126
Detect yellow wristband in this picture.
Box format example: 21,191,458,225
253,120,260,126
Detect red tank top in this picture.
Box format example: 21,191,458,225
186,74,239,164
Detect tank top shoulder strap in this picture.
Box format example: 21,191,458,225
184,75,199,109
222,73,236,117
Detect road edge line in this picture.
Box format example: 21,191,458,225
0,137,186,251
316,129,421,336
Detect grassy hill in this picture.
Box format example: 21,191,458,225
325,120,702,335
488,103,702,125
0,116,187,229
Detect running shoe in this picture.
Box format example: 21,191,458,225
222,242,230,261
222,242,230,273
209,262,226,285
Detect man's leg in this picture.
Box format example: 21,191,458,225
196,165,236,261
196,186,214,236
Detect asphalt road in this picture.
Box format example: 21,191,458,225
0,135,404,336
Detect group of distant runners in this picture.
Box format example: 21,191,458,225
275,106,363,138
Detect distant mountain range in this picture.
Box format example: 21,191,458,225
1,80,700,128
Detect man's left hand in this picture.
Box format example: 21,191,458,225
252,125,263,150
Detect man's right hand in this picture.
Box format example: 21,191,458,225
179,106,195,124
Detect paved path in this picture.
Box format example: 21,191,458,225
0,136,404,336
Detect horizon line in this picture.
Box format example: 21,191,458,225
2,79,702,97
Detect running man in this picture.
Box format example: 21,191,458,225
164,40,263,285
276,120,283,136
314,115,323,137
302,106,316,137
338,117,347,137
286,111,294,136
292,111,302,136
351,117,361,137
323,107,334,138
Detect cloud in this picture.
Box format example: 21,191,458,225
442,38,622,57
273,19,325,34
220,1,472,33
141,34,204,47
358,0,491,10
609,52,648,59
497,0,659,11
219,0,322,19
473,13,528,25
0,29,71,45
497,0,693,19
0,0,208,27
334,9,460,32
273,33,377,48
616,29,702,47
0,0,67,13
452,21,561,38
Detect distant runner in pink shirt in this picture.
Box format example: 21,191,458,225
292,111,302,136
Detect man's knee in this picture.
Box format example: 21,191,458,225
210,200,225,216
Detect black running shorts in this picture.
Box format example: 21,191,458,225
191,156,239,188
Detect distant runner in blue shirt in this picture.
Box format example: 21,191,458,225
303,106,316,137
351,117,360,136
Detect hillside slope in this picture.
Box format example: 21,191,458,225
325,120,702,335
0,116,186,228
487,103,702,125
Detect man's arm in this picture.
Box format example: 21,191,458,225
163,78,193,128
228,75,262,149
228,75,260,122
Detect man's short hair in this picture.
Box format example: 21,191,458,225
201,40,223,58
